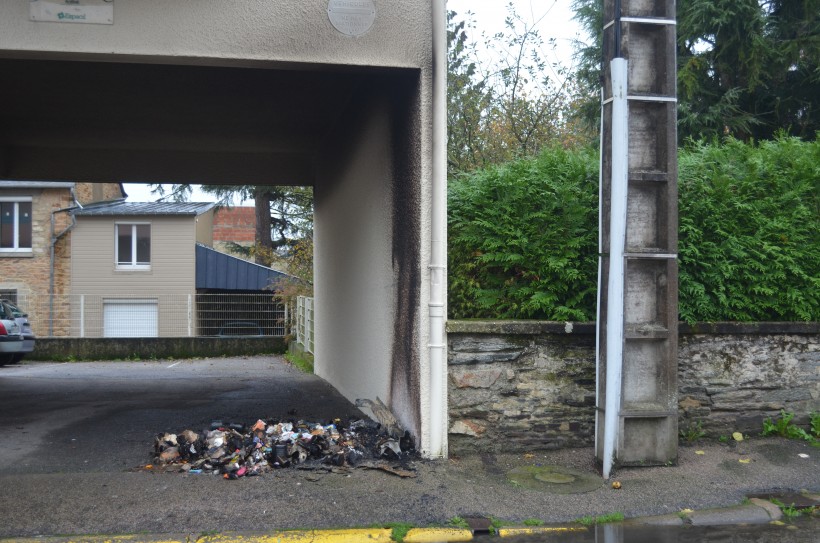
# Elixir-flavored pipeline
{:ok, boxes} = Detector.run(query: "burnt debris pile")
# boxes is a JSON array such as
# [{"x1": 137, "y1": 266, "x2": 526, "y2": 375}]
[{"x1": 152, "y1": 407, "x2": 416, "y2": 479}]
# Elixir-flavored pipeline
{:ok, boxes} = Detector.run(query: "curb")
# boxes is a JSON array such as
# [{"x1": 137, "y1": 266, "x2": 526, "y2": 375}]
[
  {"x1": 497, "y1": 526, "x2": 589, "y2": 538},
  {"x1": 200, "y1": 530, "x2": 393, "y2": 542},
  {"x1": 629, "y1": 500, "x2": 785, "y2": 527},
  {"x1": 403, "y1": 528, "x2": 473, "y2": 542}
]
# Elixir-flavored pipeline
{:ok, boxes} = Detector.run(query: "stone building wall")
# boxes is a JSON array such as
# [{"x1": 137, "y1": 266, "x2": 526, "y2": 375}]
[
  {"x1": 0, "y1": 182, "x2": 125, "y2": 336},
  {"x1": 447, "y1": 321, "x2": 819, "y2": 455},
  {"x1": 73, "y1": 182, "x2": 124, "y2": 205},
  {"x1": 0, "y1": 187, "x2": 74, "y2": 336}
]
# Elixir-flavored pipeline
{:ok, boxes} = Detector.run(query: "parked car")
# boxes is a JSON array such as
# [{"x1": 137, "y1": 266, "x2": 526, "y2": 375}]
[
  {"x1": 0, "y1": 301, "x2": 24, "y2": 366},
  {"x1": 1, "y1": 300, "x2": 35, "y2": 363}
]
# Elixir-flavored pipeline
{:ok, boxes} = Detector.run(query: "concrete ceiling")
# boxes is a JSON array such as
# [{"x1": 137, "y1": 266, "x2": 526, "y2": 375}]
[{"x1": 0, "y1": 58, "x2": 377, "y2": 185}]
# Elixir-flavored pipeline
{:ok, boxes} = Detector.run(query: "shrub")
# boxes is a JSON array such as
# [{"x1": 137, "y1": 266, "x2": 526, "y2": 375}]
[
  {"x1": 447, "y1": 137, "x2": 820, "y2": 322},
  {"x1": 678, "y1": 136, "x2": 820, "y2": 322},
  {"x1": 448, "y1": 146, "x2": 599, "y2": 320}
]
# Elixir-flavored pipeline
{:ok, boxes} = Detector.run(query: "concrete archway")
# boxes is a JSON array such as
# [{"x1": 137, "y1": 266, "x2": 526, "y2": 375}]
[{"x1": 0, "y1": 1, "x2": 448, "y2": 456}]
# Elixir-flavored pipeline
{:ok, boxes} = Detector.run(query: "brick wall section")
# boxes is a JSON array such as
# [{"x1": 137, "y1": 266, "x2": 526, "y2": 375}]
[
  {"x1": 446, "y1": 321, "x2": 819, "y2": 455},
  {"x1": 213, "y1": 207, "x2": 256, "y2": 243},
  {"x1": 212, "y1": 206, "x2": 256, "y2": 257}
]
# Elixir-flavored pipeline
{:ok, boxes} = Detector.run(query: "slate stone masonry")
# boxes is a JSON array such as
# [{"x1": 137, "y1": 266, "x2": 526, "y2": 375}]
[{"x1": 446, "y1": 321, "x2": 819, "y2": 455}]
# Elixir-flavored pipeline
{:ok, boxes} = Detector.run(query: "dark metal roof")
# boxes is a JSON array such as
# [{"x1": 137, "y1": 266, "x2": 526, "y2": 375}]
[
  {"x1": 74, "y1": 200, "x2": 215, "y2": 216},
  {"x1": 196, "y1": 243, "x2": 291, "y2": 291}
]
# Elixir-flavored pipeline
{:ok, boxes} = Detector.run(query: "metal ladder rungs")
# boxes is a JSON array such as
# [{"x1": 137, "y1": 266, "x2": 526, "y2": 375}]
[{"x1": 624, "y1": 252, "x2": 677, "y2": 259}]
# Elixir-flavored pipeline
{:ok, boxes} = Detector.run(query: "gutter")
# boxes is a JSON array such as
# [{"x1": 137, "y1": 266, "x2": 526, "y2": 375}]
[
  {"x1": 428, "y1": 0, "x2": 448, "y2": 458},
  {"x1": 49, "y1": 188, "x2": 82, "y2": 336}
]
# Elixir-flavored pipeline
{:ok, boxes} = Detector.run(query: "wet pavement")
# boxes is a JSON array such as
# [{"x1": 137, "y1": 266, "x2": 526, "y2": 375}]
[{"x1": 0, "y1": 356, "x2": 817, "y2": 539}]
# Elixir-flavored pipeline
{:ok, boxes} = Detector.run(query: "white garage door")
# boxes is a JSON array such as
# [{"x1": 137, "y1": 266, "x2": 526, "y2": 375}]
[{"x1": 104, "y1": 299, "x2": 158, "y2": 338}]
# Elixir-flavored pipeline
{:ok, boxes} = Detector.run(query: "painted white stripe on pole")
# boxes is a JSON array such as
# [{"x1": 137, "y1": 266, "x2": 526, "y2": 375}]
[
  {"x1": 603, "y1": 57, "x2": 629, "y2": 479},
  {"x1": 595, "y1": 86, "x2": 605, "y2": 450}
]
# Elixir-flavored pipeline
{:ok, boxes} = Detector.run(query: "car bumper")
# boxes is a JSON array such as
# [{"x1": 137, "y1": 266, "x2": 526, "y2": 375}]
[
  {"x1": 21, "y1": 338, "x2": 35, "y2": 353},
  {"x1": 0, "y1": 335, "x2": 24, "y2": 352}
]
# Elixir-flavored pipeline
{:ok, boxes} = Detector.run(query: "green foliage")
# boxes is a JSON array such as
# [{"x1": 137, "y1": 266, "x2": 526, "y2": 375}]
[
  {"x1": 488, "y1": 517, "x2": 511, "y2": 535},
  {"x1": 770, "y1": 498, "x2": 812, "y2": 519},
  {"x1": 385, "y1": 522, "x2": 414, "y2": 543},
  {"x1": 523, "y1": 519, "x2": 544, "y2": 526},
  {"x1": 448, "y1": 137, "x2": 819, "y2": 322},
  {"x1": 575, "y1": 512, "x2": 624, "y2": 526},
  {"x1": 678, "y1": 137, "x2": 820, "y2": 322},
  {"x1": 448, "y1": 146, "x2": 599, "y2": 320},
  {"x1": 448, "y1": 517, "x2": 470, "y2": 529},
  {"x1": 284, "y1": 351, "x2": 314, "y2": 374},
  {"x1": 679, "y1": 420, "x2": 707, "y2": 444},
  {"x1": 762, "y1": 410, "x2": 815, "y2": 442},
  {"x1": 572, "y1": 0, "x2": 820, "y2": 141},
  {"x1": 811, "y1": 412, "x2": 820, "y2": 439}
]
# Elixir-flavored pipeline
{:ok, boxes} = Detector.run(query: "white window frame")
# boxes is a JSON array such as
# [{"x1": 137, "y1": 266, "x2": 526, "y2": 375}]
[
  {"x1": 115, "y1": 222, "x2": 151, "y2": 270},
  {"x1": 0, "y1": 197, "x2": 33, "y2": 253}
]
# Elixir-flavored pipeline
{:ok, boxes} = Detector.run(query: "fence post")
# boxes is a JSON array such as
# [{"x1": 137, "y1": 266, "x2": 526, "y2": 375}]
[
  {"x1": 80, "y1": 294, "x2": 85, "y2": 338},
  {"x1": 187, "y1": 294, "x2": 193, "y2": 337},
  {"x1": 305, "y1": 296, "x2": 313, "y2": 354}
]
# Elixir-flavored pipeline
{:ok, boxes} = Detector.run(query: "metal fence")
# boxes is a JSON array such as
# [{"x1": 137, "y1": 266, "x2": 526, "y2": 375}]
[
  {"x1": 8, "y1": 293, "x2": 287, "y2": 338},
  {"x1": 296, "y1": 296, "x2": 314, "y2": 354}
]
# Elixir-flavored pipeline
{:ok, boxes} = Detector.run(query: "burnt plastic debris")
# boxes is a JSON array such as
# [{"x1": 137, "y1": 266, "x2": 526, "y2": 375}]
[{"x1": 151, "y1": 416, "x2": 417, "y2": 479}]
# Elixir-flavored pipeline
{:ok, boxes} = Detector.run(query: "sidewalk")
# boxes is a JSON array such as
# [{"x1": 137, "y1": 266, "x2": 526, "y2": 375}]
[{"x1": 0, "y1": 437, "x2": 817, "y2": 541}]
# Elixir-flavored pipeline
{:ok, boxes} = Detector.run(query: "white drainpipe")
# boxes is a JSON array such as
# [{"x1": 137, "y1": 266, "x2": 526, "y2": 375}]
[
  {"x1": 428, "y1": 0, "x2": 448, "y2": 458},
  {"x1": 602, "y1": 57, "x2": 629, "y2": 479}
]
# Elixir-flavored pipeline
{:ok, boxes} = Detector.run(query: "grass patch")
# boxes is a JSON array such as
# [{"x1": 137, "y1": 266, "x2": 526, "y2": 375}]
[
  {"x1": 285, "y1": 350, "x2": 314, "y2": 373},
  {"x1": 384, "y1": 523, "x2": 414, "y2": 543},
  {"x1": 523, "y1": 518, "x2": 544, "y2": 526},
  {"x1": 575, "y1": 512, "x2": 625, "y2": 526},
  {"x1": 679, "y1": 420, "x2": 706, "y2": 444},
  {"x1": 448, "y1": 517, "x2": 470, "y2": 529},
  {"x1": 770, "y1": 499, "x2": 814, "y2": 520}
]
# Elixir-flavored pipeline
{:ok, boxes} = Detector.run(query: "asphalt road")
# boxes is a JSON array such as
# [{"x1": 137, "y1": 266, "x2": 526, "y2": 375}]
[{"x1": 0, "y1": 356, "x2": 817, "y2": 538}]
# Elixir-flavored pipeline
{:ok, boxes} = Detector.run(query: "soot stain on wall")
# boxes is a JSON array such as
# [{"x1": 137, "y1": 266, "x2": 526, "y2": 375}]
[{"x1": 388, "y1": 71, "x2": 422, "y2": 441}]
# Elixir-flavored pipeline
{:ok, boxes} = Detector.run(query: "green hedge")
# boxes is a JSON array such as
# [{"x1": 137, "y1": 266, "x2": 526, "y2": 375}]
[{"x1": 448, "y1": 137, "x2": 820, "y2": 322}]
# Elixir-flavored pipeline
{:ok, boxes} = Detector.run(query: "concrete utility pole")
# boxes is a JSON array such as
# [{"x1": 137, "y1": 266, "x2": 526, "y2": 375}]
[{"x1": 596, "y1": 0, "x2": 679, "y2": 477}]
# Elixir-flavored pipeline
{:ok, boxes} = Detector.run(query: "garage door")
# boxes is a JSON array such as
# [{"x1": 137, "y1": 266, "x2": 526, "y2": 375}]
[{"x1": 103, "y1": 299, "x2": 158, "y2": 338}]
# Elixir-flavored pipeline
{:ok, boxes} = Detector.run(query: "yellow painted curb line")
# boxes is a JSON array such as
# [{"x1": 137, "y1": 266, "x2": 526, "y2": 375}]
[
  {"x1": 403, "y1": 528, "x2": 473, "y2": 542},
  {"x1": 0, "y1": 538, "x2": 185, "y2": 543},
  {"x1": 498, "y1": 526, "x2": 588, "y2": 537},
  {"x1": 199, "y1": 529, "x2": 393, "y2": 543}
]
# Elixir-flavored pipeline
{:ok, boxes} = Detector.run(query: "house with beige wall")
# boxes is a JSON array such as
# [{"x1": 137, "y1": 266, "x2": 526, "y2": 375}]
[{"x1": 70, "y1": 201, "x2": 215, "y2": 338}]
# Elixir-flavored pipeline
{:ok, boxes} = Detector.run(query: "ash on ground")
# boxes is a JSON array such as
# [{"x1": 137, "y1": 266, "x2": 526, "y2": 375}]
[{"x1": 151, "y1": 417, "x2": 417, "y2": 479}]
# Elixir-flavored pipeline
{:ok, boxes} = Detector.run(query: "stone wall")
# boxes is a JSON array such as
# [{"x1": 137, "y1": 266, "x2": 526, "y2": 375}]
[
  {"x1": 0, "y1": 187, "x2": 74, "y2": 336},
  {"x1": 447, "y1": 321, "x2": 819, "y2": 455},
  {"x1": 29, "y1": 336, "x2": 286, "y2": 361}
]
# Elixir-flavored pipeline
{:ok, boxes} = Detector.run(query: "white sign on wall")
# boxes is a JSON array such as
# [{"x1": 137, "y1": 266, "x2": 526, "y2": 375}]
[
  {"x1": 327, "y1": 0, "x2": 375, "y2": 37},
  {"x1": 30, "y1": 0, "x2": 113, "y2": 25}
]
